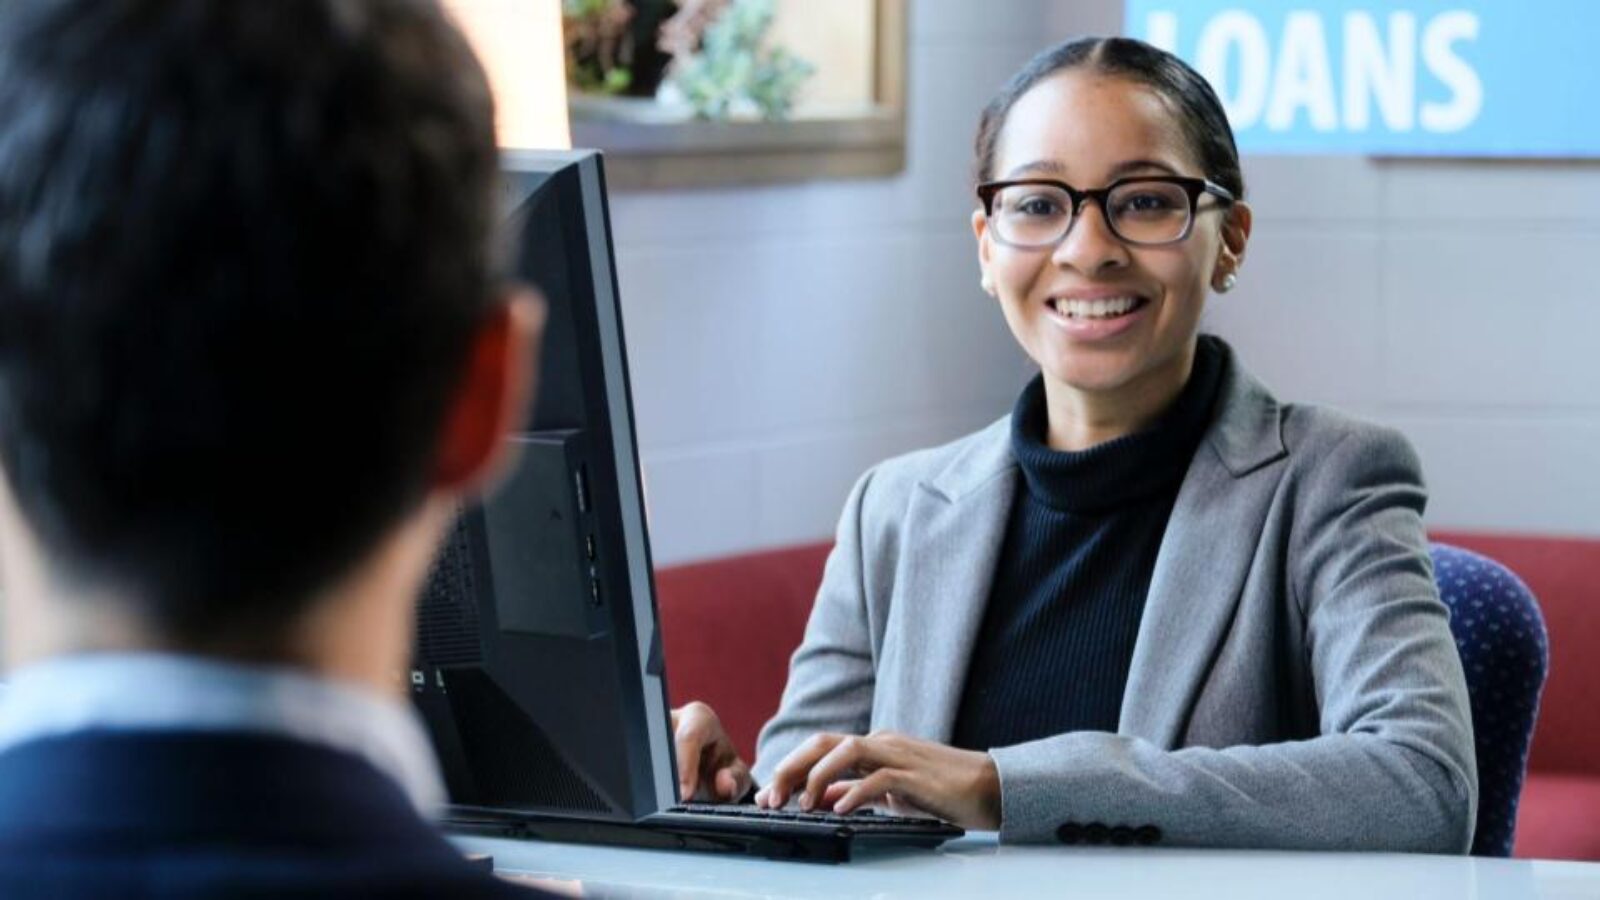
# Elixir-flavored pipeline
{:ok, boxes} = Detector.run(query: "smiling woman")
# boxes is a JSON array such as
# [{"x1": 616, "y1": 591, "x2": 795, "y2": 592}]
[{"x1": 669, "y1": 36, "x2": 1477, "y2": 854}]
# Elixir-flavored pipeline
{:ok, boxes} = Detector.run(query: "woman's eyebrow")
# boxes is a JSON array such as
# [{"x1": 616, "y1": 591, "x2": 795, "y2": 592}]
[
  {"x1": 1107, "y1": 158, "x2": 1181, "y2": 178},
  {"x1": 1001, "y1": 158, "x2": 1182, "y2": 181},
  {"x1": 1003, "y1": 159, "x2": 1069, "y2": 179}
]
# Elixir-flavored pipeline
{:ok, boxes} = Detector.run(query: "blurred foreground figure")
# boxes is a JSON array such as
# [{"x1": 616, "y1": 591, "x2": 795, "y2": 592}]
[{"x1": 0, "y1": 1, "x2": 551, "y2": 896}]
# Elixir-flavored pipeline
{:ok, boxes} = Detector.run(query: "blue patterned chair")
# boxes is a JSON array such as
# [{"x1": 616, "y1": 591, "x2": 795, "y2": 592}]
[{"x1": 1430, "y1": 543, "x2": 1549, "y2": 856}]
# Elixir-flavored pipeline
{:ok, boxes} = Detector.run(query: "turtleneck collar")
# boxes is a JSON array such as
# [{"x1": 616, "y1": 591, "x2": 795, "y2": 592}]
[{"x1": 1010, "y1": 335, "x2": 1227, "y2": 514}]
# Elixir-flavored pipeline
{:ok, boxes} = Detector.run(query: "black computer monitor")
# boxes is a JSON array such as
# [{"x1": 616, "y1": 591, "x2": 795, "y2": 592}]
[
  {"x1": 409, "y1": 151, "x2": 964, "y2": 862},
  {"x1": 410, "y1": 149, "x2": 676, "y2": 823}
]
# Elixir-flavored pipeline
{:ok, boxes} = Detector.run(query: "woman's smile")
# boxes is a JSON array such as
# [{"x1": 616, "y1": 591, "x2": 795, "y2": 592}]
[{"x1": 1040, "y1": 287, "x2": 1154, "y2": 340}]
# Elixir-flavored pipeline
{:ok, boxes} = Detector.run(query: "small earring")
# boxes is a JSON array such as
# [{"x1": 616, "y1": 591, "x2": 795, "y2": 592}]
[
  {"x1": 980, "y1": 276, "x2": 995, "y2": 296},
  {"x1": 1219, "y1": 272, "x2": 1237, "y2": 293}
]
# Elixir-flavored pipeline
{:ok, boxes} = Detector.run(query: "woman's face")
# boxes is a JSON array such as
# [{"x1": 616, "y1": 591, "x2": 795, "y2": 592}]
[{"x1": 972, "y1": 71, "x2": 1249, "y2": 403}]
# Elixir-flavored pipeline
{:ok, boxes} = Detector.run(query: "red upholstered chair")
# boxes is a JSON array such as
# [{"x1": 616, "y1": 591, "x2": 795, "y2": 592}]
[{"x1": 654, "y1": 543, "x2": 831, "y2": 761}]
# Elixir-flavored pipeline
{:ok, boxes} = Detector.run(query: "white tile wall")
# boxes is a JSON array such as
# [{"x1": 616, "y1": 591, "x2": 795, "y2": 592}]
[
  {"x1": 913, "y1": 0, "x2": 1065, "y2": 41},
  {"x1": 1206, "y1": 228, "x2": 1385, "y2": 409},
  {"x1": 1044, "y1": 2, "x2": 1123, "y2": 39},
  {"x1": 1381, "y1": 232, "x2": 1600, "y2": 411},
  {"x1": 1240, "y1": 155, "x2": 1386, "y2": 223},
  {"x1": 1392, "y1": 416, "x2": 1600, "y2": 537},
  {"x1": 1379, "y1": 159, "x2": 1600, "y2": 224},
  {"x1": 641, "y1": 448, "x2": 762, "y2": 565}
]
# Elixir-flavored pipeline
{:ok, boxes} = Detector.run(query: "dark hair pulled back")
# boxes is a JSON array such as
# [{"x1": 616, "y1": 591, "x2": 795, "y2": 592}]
[{"x1": 974, "y1": 36, "x2": 1244, "y2": 199}]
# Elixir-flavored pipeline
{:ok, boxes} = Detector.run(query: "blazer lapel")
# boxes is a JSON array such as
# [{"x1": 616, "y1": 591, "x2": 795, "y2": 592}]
[
  {"x1": 1119, "y1": 350, "x2": 1289, "y2": 748},
  {"x1": 874, "y1": 418, "x2": 1016, "y2": 743}
]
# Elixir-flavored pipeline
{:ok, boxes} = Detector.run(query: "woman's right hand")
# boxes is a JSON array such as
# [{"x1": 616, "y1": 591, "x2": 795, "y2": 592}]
[{"x1": 670, "y1": 701, "x2": 753, "y2": 803}]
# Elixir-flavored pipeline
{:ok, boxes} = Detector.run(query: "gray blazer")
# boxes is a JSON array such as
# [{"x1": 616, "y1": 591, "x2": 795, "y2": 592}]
[{"x1": 752, "y1": 345, "x2": 1476, "y2": 852}]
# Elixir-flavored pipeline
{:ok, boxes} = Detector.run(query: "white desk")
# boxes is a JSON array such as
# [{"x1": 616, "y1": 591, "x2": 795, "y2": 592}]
[{"x1": 457, "y1": 833, "x2": 1600, "y2": 899}]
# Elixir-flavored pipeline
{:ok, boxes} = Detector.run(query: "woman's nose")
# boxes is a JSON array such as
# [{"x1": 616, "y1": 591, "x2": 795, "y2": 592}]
[{"x1": 1051, "y1": 199, "x2": 1132, "y2": 275}]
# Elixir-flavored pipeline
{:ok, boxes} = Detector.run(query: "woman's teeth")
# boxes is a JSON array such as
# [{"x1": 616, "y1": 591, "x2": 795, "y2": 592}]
[{"x1": 1050, "y1": 296, "x2": 1142, "y2": 319}]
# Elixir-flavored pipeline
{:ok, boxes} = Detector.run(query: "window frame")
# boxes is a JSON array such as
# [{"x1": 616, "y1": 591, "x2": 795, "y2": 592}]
[{"x1": 569, "y1": 0, "x2": 907, "y2": 190}]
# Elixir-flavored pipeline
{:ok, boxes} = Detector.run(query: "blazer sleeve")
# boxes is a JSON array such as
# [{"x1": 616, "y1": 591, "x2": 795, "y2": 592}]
[
  {"x1": 987, "y1": 426, "x2": 1478, "y2": 852},
  {"x1": 751, "y1": 467, "x2": 881, "y2": 785}
]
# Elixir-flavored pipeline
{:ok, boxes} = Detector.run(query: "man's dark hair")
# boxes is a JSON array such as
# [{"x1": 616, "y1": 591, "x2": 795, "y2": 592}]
[
  {"x1": 974, "y1": 36, "x2": 1245, "y2": 199},
  {"x1": 0, "y1": 0, "x2": 501, "y2": 645}
]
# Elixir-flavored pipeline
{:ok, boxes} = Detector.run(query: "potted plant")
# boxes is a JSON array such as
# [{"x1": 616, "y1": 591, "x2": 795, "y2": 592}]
[{"x1": 658, "y1": 0, "x2": 814, "y2": 121}]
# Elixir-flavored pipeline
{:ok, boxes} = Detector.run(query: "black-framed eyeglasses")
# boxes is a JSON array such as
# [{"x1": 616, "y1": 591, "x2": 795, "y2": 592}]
[{"x1": 976, "y1": 175, "x2": 1236, "y2": 248}]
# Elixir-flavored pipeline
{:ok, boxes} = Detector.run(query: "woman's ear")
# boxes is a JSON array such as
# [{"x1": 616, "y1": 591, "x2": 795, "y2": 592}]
[
  {"x1": 972, "y1": 208, "x2": 997, "y2": 298},
  {"x1": 1213, "y1": 200, "x2": 1253, "y2": 292},
  {"x1": 430, "y1": 286, "x2": 545, "y2": 496}
]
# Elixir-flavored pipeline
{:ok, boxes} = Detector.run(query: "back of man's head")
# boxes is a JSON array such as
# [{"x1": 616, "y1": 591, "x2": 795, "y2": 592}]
[{"x1": 0, "y1": 0, "x2": 501, "y2": 647}]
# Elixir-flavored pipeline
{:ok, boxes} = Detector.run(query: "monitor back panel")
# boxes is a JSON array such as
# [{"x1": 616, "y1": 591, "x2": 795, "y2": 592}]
[{"x1": 411, "y1": 151, "x2": 675, "y2": 823}]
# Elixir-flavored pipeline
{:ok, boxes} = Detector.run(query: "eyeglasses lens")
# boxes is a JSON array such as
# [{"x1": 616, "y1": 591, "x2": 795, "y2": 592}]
[{"x1": 993, "y1": 180, "x2": 1193, "y2": 247}]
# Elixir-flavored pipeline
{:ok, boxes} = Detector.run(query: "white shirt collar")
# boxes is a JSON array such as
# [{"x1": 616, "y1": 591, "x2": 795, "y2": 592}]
[{"x1": 0, "y1": 652, "x2": 447, "y2": 816}]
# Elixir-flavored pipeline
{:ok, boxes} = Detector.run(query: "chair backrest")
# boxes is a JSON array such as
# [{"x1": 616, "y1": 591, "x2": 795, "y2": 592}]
[
  {"x1": 655, "y1": 543, "x2": 830, "y2": 761},
  {"x1": 1428, "y1": 531, "x2": 1600, "y2": 778},
  {"x1": 1430, "y1": 543, "x2": 1549, "y2": 857}
]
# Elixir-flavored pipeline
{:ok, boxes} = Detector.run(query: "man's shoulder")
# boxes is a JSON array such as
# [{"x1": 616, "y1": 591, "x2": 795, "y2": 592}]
[{"x1": 0, "y1": 729, "x2": 551, "y2": 898}]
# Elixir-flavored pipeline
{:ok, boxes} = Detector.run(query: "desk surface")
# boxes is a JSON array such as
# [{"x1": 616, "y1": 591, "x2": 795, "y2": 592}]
[{"x1": 457, "y1": 832, "x2": 1600, "y2": 899}]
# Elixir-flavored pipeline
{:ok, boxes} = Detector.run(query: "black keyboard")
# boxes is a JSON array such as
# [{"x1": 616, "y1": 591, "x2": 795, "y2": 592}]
[
  {"x1": 645, "y1": 802, "x2": 963, "y2": 861},
  {"x1": 662, "y1": 802, "x2": 953, "y2": 830},
  {"x1": 443, "y1": 802, "x2": 963, "y2": 863}
]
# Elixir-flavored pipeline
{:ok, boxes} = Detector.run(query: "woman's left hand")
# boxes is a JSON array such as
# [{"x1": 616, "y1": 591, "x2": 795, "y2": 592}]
[{"x1": 753, "y1": 731, "x2": 1001, "y2": 830}]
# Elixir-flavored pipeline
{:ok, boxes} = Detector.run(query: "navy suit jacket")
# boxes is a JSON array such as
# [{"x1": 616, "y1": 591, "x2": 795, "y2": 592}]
[{"x1": 0, "y1": 729, "x2": 549, "y2": 898}]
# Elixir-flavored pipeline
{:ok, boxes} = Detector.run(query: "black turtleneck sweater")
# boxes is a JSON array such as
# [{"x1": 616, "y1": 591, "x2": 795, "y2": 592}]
[{"x1": 950, "y1": 337, "x2": 1226, "y2": 751}]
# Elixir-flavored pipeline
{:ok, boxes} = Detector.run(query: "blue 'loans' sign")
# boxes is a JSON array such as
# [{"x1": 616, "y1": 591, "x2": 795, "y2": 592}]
[{"x1": 1124, "y1": 1, "x2": 1600, "y2": 156}]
